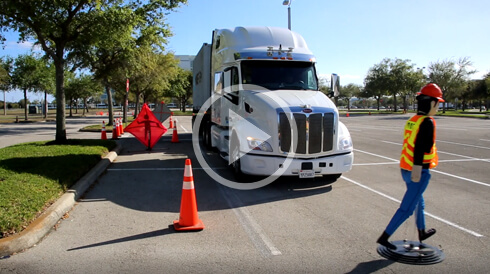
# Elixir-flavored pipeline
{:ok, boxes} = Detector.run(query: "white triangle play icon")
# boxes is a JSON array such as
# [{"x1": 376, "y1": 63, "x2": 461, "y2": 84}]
[{"x1": 228, "y1": 109, "x2": 271, "y2": 165}]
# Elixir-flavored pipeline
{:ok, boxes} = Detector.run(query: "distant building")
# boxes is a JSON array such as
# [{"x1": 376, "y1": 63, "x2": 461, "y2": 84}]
[{"x1": 175, "y1": 55, "x2": 195, "y2": 71}]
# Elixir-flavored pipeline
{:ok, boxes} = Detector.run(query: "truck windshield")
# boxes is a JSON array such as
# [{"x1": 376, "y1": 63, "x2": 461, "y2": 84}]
[{"x1": 241, "y1": 60, "x2": 318, "y2": 91}]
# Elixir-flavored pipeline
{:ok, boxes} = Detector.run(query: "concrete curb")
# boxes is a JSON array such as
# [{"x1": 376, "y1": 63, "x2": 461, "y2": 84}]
[{"x1": 0, "y1": 144, "x2": 122, "y2": 257}]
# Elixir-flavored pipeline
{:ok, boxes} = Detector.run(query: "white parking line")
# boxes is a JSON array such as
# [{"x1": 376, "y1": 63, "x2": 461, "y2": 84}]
[
  {"x1": 354, "y1": 148, "x2": 490, "y2": 188},
  {"x1": 348, "y1": 125, "x2": 400, "y2": 132},
  {"x1": 438, "y1": 140, "x2": 490, "y2": 150},
  {"x1": 382, "y1": 140, "x2": 490, "y2": 163},
  {"x1": 179, "y1": 124, "x2": 188, "y2": 133},
  {"x1": 219, "y1": 185, "x2": 282, "y2": 256},
  {"x1": 341, "y1": 176, "x2": 484, "y2": 237},
  {"x1": 107, "y1": 167, "x2": 227, "y2": 171}
]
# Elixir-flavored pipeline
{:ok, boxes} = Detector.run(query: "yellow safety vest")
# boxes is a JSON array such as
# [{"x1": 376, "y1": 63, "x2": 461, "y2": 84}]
[{"x1": 400, "y1": 115, "x2": 438, "y2": 170}]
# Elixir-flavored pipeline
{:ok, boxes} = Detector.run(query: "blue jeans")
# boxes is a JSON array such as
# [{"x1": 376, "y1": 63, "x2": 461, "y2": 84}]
[{"x1": 385, "y1": 169, "x2": 431, "y2": 235}]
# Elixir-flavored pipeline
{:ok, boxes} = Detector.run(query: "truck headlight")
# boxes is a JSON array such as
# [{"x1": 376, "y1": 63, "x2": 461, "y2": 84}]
[
  {"x1": 247, "y1": 137, "x2": 273, "y2": 152},
  {"x1": 339, "y1": 136, "x2": 353, "y2": 151}
]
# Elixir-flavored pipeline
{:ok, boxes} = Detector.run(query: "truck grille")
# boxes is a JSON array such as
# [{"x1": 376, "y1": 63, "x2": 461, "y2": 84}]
[{"x1": 279, "y1": 112, "x2": 334, "y2": 154}]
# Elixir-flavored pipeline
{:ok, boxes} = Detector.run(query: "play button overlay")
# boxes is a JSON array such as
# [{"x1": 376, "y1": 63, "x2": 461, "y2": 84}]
[
  {"x1": 192, "y1": 84, "x2": 298, "y2": 190},
  {"x1": 228, "y1": 109, "x2": 271, "y2": 166}
]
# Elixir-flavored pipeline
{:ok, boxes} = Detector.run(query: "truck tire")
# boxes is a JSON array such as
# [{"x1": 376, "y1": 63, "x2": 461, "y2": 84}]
[
  {"x1": 230, "y1": 134, "x2": 242, "y2": 177},
  {"x1": 202, "y1": 121, "x2": 212, "y2": 149}
]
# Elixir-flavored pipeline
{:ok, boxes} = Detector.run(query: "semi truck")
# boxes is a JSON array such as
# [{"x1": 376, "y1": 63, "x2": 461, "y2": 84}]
[{"x1": 192, "y1": 26, "x2": 353, "y2": 181}]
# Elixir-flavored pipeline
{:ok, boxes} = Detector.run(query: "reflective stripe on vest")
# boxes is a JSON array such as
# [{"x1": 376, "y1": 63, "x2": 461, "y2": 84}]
[{"x1": 400, "y1": 115, "x2": 438, "y2": 170}]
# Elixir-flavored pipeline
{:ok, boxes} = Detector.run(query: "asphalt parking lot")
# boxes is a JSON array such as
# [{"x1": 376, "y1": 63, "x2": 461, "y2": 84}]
[{"x1": 1, "y1": 114, "x2": 489, "y2": 273}]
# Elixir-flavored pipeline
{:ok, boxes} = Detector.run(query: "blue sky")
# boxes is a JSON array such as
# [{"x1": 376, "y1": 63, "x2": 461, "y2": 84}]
[{"x1": 2, "y1": 0, "x2": 489, "y2": 102}]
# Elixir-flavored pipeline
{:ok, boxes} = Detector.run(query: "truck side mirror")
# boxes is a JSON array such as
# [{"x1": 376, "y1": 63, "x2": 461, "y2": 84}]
[{"x1": 331, "y1": 73, "x2": 340, "y2": 98}]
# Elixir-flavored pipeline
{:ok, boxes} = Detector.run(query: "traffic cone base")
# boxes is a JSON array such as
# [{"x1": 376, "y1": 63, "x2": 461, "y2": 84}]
[{"x1": 173, "y1": 219, "x2": 204, "y2": 231}]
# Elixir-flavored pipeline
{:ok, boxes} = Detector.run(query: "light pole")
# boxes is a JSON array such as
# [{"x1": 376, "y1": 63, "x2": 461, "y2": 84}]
[{"x1": 282, "y1": 0, "x2": 291, "y2": 30}]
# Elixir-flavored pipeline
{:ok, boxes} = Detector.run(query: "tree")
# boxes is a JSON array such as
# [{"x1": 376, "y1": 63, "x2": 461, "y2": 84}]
[
  {"x1": 469, "y1": 73, "x2": 490, "y2": 111},
  {"x1": 35, "y1": 59, "x2": 56, "y2": 119},
  {"x1": 363, "y1": 58, "x2": 423, "y2": 112},
  {"x1": 126, "y1": 50, "x2": 178, "y2": 118},
  {"x1": 404, "y1": 68, "x2": 426, "y2": 111},
  {"x1": 166, "y1": 67, "x2": 193, "y2": 112},
  {"x1": 363, "y1": 61, "x2": 390, "y2": 110},
  {"x1": 70, "y1": 2, "x2": 185, "y2": 125},
  {"x1": 428, "y1": 57, "x2": 476, "y2": 113},
  {"x1": 385, "y1": 58, "x2": 421, "y2": 112},
  {"x1": 339, "y1": 83, "x2": 361, "y2": 111},
  {"x1": 0, "y1": 0, "x2": 186, "y2": 142},
  {"x1": 65, "y1": 74, "x2": 102, "y2": 116},
  {"x1": 0, "y1": 56, "x2": 13, "y2": 115},
  {"x1": 11, "y1": 54, "x2": 41, "y2": 120}
]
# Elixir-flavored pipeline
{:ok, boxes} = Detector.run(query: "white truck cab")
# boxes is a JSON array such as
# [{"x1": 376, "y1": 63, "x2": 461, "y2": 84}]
[{"x1": 193, "y1": 26, "x2": 353, "y2": 181}]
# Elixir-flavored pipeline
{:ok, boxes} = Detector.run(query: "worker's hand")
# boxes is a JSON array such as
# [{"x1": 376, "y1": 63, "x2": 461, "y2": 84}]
[{"x1": 411, "y1": 165, "x2": 422, "y2": 183}]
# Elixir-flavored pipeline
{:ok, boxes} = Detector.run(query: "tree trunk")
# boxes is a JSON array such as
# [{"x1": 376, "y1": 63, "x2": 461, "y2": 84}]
[
  {"x1": 23, "y1": 88, "x2": 28, "y2": 121},
  {"x1": 44, "y1": 91, "x2": 48, "y2": 119},
  {"x1": 54, "y1": 53, "x2": 67, "y2": 143},
  {"x1": 105, "y1": 83, "x2": 114, "y2": 126},
  {"x1": 134, "y1": 90, "x2": 142, "y2": 118},
  {"x1": 69, "y1": 98, "x2": 73, "y2": 117},
  {"x1": 393, "y1": 94, "x2": 398, "y2": 112},
  {"x1": 123, "y1": 91, "x2": 129, "y2": 123}
]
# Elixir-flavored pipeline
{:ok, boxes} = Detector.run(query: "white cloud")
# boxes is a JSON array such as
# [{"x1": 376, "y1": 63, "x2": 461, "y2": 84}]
[{"x1": 8, "y1": 40, "x2": 34, "y2": 49}]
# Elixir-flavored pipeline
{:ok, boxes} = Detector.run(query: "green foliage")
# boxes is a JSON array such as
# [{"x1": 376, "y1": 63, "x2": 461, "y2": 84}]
[
  {"x1": 0, "y1": 57, "x2": 13, "y2": 91},
  {"x1": 363, "y1": 58, "x2": 424, "y2": 111},
  {"x1": 339, "y1": 83, "x2": 362, "y2": 109},
  {"x1": 165, "y1": 67, "x2": 193, "y2": 111},
  {"x1": 0, "y1": 0, "x2": 187, "y2": 141},
  {"x1": 428, "y1": 57, "x2": 476, "y2": 102},
  {"x1": 65, "y1": 74, "x2": 103, "y2": 103}
]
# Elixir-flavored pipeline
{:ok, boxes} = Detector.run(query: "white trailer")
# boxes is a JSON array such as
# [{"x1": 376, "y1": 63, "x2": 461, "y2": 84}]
[{"x1": 193, "y1": 26, "x2": 353, "y2": 181}]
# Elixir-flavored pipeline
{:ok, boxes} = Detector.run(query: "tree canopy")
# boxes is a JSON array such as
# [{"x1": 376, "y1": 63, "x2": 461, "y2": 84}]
[{"x1": 0, "y1": 0, "x2": 186, "y2": 142}]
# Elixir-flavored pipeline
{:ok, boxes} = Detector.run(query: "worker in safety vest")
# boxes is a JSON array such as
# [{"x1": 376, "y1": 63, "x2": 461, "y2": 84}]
[{"x1": 377, "y1": 83, "x2": 444, "y2": 250}]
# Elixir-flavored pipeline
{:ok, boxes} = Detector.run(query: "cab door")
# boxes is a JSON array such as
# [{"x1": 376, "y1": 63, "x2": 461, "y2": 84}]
[{"x1": 221, "y1": 66, "x2": 241, "y2": 127}]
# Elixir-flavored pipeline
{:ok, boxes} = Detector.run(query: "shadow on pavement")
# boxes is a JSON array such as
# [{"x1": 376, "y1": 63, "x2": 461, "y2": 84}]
[
  {"x1": 81, "y1": 136, "x2": 336, "y2": 214},
  {"x1": 67, "y1": 227, "x2": 173, "y2": 251},
  {"x1": 346, "y1": 259, "x2": 395, "y2": 273}
]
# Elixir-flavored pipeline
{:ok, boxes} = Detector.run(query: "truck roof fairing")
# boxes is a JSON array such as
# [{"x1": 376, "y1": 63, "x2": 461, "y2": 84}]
[{"x1": 214, "y1": 26, "x2": 315, "y2": 64}]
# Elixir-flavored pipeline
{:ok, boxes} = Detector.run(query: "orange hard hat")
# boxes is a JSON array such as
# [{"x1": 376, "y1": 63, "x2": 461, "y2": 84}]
[{"x1": 418, "y1": 83, "x2": 445, "y2": 102}]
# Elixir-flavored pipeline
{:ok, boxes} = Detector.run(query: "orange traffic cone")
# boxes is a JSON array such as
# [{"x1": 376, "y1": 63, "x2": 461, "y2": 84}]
[
  {"x1": 173, "y1": 159, "x2": 204, "y2": 231},
  {"x1": 169, "y1": 115, "x2": 174, "y2": 129},
  {"x1": 101, "y1": 121, "x2": 107, "y2": 140},
  {"x1": 120, "y1": 119, "x2": 124, "y2": 134},
  {"x1": 346, "y1": 111, "x2": 350, "y2": 117},
  {"x1": 117, "y1": 118, "x2": 122, "y2": 136},
  {"x1": 111, "y1": 120, "x2": 118, "y2": 140},
  {"x1": 171, "y1": 121, "x2": 179, "y2": 143}
]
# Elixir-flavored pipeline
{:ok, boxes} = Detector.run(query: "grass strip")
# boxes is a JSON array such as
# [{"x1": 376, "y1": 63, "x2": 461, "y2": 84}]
[{"x1": 0, "y1": 139, "x2": 116, "y2": 238}]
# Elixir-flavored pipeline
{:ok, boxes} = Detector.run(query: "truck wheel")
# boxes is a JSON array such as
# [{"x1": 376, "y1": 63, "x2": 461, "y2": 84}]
[
  {"x1": 230, "y1": 134, "x2": 242, "y2": 176},
  {"x1": 202, "y1": 121, "x2": 212, "y2": 149}
]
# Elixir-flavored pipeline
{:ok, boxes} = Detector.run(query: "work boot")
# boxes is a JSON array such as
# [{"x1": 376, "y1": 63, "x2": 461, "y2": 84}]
[
  {"x1": 418, "y1": 228, "x2": 436, "y2": 242},
  {"x1": 377, "y1": 231, "x2": 396, "y2": 250}
]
